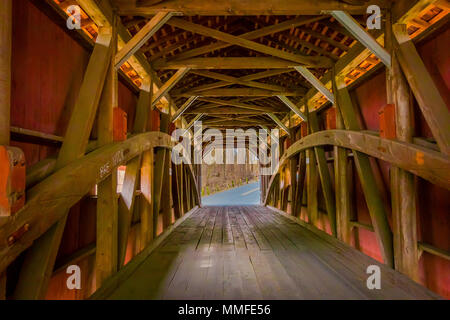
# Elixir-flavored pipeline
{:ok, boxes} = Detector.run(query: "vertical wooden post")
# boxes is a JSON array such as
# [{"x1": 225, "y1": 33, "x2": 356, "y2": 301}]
[
  {"x1": 96, "y1": 15, "x2": 118, "y2": 287},
  {"x1": 0, "y1": 0, "x2": 12, "y2": 299},
  {"x1": 336, "y1": 78, "x2": 394, "y2": 268},
  {"x1": 139, "y1": 79, "x2": 154, "y2": 250},
  {"x1": 309, "y1": 112, "x2": 337, "y2": 236},
  {"x1": 305, "y1": 103, "x2": 318, "y2": 225},
  {"x1": 152, "y1": 112, "x2": 169, "y2": 237},
  {"x1": 0, "y1": 0, "x2": 11, "y2": 146},
  {"x1": 161, "y1": 114, "x2": 172, "y2": 229},
  {"x1": 387, "y1": 16, "x2": 419, "y2": 280},
  {"x1": 332, "y1": 71, "x2": 352, "y2": 244}
]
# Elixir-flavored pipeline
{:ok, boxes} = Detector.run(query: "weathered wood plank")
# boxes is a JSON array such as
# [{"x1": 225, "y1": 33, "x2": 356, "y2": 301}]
[
  {"x1": 388, "y1": 21, "x2": 419, "y2": 281},
  {"x1": 13, "y1": 29, "x2": 113, "y2": 299},
  {"x1": 393, "y1": 24, "x2": 450, "y2": 156},
  {"x1": 118, "y1": 0, "x2": 388, "y2": 15}
]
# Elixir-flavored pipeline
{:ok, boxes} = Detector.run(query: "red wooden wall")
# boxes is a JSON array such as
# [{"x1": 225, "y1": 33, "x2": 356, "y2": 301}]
[
  {"x1": 9, "y1": 0, "x2": 139, "y2": 299},
  {"x1": 351, "y1": 28, "x2": 450, "y2": 298}
]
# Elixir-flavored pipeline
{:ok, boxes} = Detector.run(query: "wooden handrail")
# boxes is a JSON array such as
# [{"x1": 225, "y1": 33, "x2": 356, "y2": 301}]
[
  {"x1": 0, "y1": 131, "x2": 200, "y2": 273},
  {"x1": 264, "y1": 130, "x2": 450, "y2": 205}
]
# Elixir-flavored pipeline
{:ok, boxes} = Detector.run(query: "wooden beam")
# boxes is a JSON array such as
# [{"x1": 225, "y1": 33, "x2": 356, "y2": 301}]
[
  {"x1": 294, "y1": 66, "x2": 335, "y2": 104},
  {"x1": 0, "y1": 132, "x2": 172, "y2": 277},
  {"x1": 96, "y1": 18, "x2": 119, "y2": 286},
  {"x1": 115, "y1": 12, "x2": 174, "y2": 69},
  {"x1": 197, "y1": 97, "x2": 278, "y2": 113},
  {"x1": 336, "y1": 81, "x2": 394, "y2": 267},
  {"x1": 175, "y1": 88, "x2": 302, "y2": 97},
  {"x1": 118, "y1": 0, "x2": 388, "y2": 15},
  {"x1": 153, "y1": 57, "x2": 304, "y2": 70},
  {"x1": 332, "y1": 74, "x2": 352, "y2": 245},
  {"x1": 0, "y1": 0, "x2": 11, "y2": 145},
  {"x1": 13, "y1": 29, "x2": 113, "y2": 299},
  {"x1": 277, "y1": 95, "x2": 307, "y2": 121},
  {"x1": 185, "y1": 70, "x2": 294, "y2": 93},
  {"x1": 152, "y1": 114, "x2": 170, "y2": 237},
  {"x1": 152, "y1": 67, "x2": 190, "y2": 107},
  {"x1": 393, "y1": 23, "x2": 450, "y2": 156},
  {"x1": 267, "y1": 113, "x2": 290, "y2": 135},
  {"x1": 388, "y1": 20, "x2": 419, "y2": 281},
  {"x1": 309, "y1": 112, "x2": 337, "y2": 237},
  {"x1": 118, "y1": 86, "x2": 152, "y2": 266},
  {"x1": 171, "y1": 96, "x2": 198, "y2": 122},
  {"x1": 166, "y1": 18, "x2": 332, "y2": 68},
  {"x1": 329, "y1": 10, "x2": 391, "y2": 68}
]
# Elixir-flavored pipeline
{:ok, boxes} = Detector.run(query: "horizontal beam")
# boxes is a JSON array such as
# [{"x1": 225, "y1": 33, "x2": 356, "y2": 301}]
[
  {"x1": 197, "y1": 97, "x2": 280, "y2": 113},
  {"x1": 118, "y1": 0, "x2": 389, "y2": 15},
  {"x1": 174, "y1": 87, "x2": 303, "y2": 97},
  {"x1": 153, "y1": 57, "x2": 303, "y2": 70}
]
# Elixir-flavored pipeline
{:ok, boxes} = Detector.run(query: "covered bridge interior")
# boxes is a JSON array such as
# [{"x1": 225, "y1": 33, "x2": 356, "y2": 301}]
[{"x1": 0, "y1": 0, "x2": 449, "y2": 299}]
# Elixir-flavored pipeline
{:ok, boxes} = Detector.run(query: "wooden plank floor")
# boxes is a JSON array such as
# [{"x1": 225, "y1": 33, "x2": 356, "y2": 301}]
[{"x1": 106, "y1": 206, "x2": 439, "y2": 300}]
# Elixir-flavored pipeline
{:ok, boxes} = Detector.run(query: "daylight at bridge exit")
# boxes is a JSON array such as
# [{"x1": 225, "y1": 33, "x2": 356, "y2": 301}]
[{"x1": 0, "y1": 0, "x2": 449, "y2": 310}]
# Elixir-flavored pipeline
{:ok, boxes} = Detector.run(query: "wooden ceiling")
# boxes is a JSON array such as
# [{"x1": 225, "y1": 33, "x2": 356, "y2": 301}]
[
  {"x1": 118, "y1": 9, "x2": 363, "y2": 128},
  {"x1": 51, "y1": 0, "x2": 449, "y2": 130}
]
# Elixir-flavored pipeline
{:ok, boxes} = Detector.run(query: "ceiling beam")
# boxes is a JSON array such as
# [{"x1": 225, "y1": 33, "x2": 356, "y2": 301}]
[
  {"x1": 294, "y1": 66, "x2": 335, "y2": 104},
  {"x1": 116, "y1": 0, "x2": 389, "y2": 15},
  {"x1": 166, "y1": 18, "x2": 332, "y2": 68},
  {"x1": 171, "y1": 96, "x2": 198, "y2": 122},
  {"x1": 161, "y1": 16, "x2": 325, "y2": 62},
  {"x1": 277, "y1": 95, "x2": 307, "y2": 121},
  {"x1": 175, "y1": 88, "x2": 303, "y2": 97},
  {"x1": 329, "y1": 10, "x2": 391, "y2": 68},
  {"x1": 152, "y1": 67, "x2": 190, "y2": 106},
  {"x1": 197, "y1": 97, "x2": 279, "y2": 113},
  {"x1": 154, "y1": 57, "x2": 303, "y2": 70},
  {"x1": 267, "y1": 113, "x2": 290, "y2": 135},
  {"x1": 186, "y1": 70, "x2": 295, "y2": 93},
  {"x1": 115, "y1": 11, "x2": 174, "y2": 69}
]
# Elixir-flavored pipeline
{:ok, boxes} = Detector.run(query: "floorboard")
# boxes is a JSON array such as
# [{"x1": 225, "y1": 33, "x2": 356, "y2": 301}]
[{"x1": 105, "y1": 206, "x2": 440, "y2": 300}]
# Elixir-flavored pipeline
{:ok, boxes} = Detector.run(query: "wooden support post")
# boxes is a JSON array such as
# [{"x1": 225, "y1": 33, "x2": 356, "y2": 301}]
[
  {"x1": 152, "y1": 113, "x2": 170, "y2": 237},
  {"x1": 0, "y1": 0, "x2": 12, "y2": 299},
  {"x1": 139, "y1": 80, "x2": 154, "y2": 251},
  {"x1": 96, "y1": 17, "x2": 119, "y2": 287},
  {"x1": 332, "y1": 72, "x2": 352, "y2": 244},
  {"x1": 336, "y1": 79, "x2": 394, "y2": 268},
  {"x1": 393, "y1": 24, "x2": 450, "y2": 156},
  {"x1": 305, "y1": 104, "x2": 318, "y2": 225},
  {"x1": 14, "y1": 29, "x2": 113, "y2": 299},
  {"x1": 161, "y1": 135, "x2": 172, "y2": 229},
  {"x1": 0, "y1": 0, "x2": 11, "y2": 146},
  {"x1": 293, "y1": 152, "x2": 307, "y2": 218},
  {"x1": 171, "y1": 163, "x2": 181, "y2": 219},
  {"x1": 309, "y1": 112, "x2": 337, "y2": 236},
  {"x1": 388, "y1": 20, "x2": 419, "y2": 281},
  {"x1": 117, "y1": 82, "x2": 152, "y2": 266}
]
